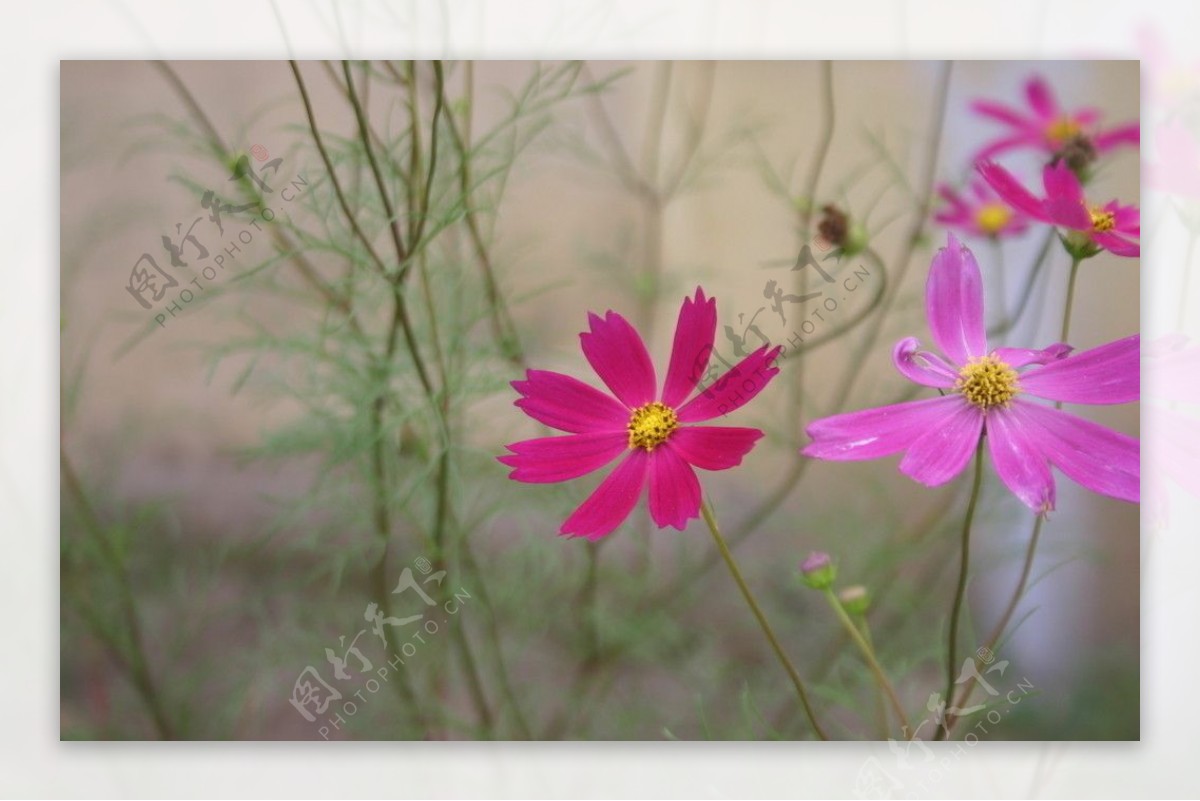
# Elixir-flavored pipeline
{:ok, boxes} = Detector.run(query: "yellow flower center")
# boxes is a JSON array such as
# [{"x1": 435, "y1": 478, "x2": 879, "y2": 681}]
[
  {"x1": 955, "y1": 355, "x2": 1019, "y2": 410},
  {"x1": 627, "y1": 401, "x2": 679, "y2": 451},
  {"x1": 1046, "y1": 117, "x2": 1082, "y2": 144},
  {"x1": 1089, "y1": 206, "x2": 1116, "y2": 232},
  {"x1": 975, "y1": 203, "x2": 1012, "y2": 235}
]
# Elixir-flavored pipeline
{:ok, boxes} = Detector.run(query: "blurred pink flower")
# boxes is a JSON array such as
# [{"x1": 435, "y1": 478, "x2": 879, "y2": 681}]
[
  {"x1": 500, "y1": 288, "x2": 781, "y2": 540},
  {"x1": 802, "y1": 234, "x2": 1140, "y2": 514},
  {"x1": 971, "y1": 74, "x2": 1139, "y2": 163},
  {"x1": 978, "y1": 160, "x2": 1140, "y2": 257},
  {"x1": 935, "y1": 178, "x2": 1033, "y2": 239}
]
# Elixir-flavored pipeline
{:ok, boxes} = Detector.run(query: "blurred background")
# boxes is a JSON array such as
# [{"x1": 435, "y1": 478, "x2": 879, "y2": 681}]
[{"x1": 60, "y1": 60, "x2": 1139, "y2": 740}]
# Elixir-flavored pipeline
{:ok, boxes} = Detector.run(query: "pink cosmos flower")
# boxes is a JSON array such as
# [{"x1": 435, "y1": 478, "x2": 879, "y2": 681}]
[
  {"x1": 801, "y1": 234, "x2": 1139, "y2": 513},
  {"x1": 500, "y1": 288, "x2": 782, "y2": 540},
  {"x1": 935, "y1": 177, "x2": 1033, "y2": 239},
  {"x1": 977, "y1": 160, "x2": 1140, "y2": 257},
  {"x1": 970, "y1": 74, "x2": 1139, "y2": 163}
]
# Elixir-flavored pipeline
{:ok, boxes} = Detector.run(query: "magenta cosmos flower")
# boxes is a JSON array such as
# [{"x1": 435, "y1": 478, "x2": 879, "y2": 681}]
[
  {"x1": 802, "y1": 234, "x2": 1139, "y2": 513},
  {"x1": 978, "y1": 160, "x2": 1140, "y2": 257},
  {"x1": 971, "y1": 74, "x2": 1139, "y2": 163},
  {"x1": 935, "y1": 177, "x2": 1033, "y2": 239},
  {"x1": 500, "y1": 289, "x2": 782, "y2": 540}
]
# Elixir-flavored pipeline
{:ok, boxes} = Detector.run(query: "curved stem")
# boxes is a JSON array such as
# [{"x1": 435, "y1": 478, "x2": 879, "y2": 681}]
[
  {"x1": 821, "y1": 588, "x2": 911, "y2": 739},
  {"x1": 935, "y1": 441, "x2": 985, "y2": 741},
  {"x1": 1060, "y1": 254, "x2": 1084, "y2": 343},
  {"x1": 945, "y1": 514, "x2": 1043, "y2": 732},
  {"x1": 699, "y1": 498, "x2": 829, "y2": 740},
  {"x1": 986, "y1": 227, "x2": 1056, "y2": 341}
]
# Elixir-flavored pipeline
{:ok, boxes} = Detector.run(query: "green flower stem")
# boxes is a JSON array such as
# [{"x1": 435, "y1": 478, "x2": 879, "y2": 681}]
[
  {"x1": 699, "y1": 498, "x2": 829, "y2": 740},
  {"x1": 1060, "y1": 254, "x2": 1084, "y2": 343},
  {"x1": 945, "y1": 514, "x2": 1043, "y2": 733},
  {"x1": 935, "y1": 440, "x2": 986, "y2": 741},
  {"x1": 821, "y1": 588, "x2": 912, "y2": 739}
]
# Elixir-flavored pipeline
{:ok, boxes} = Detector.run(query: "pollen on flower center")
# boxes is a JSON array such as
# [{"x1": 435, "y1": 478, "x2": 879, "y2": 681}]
[
  {"x1": 1046, "y1": 117, "x2": 1082, "y2": 143},
  {"x1": 955, "y1": 355, "x2": 1019, "y2": 410},
  {"x1": 1089, "y1": 206, "x2": 1116, "y2": 232},
  {"x1": 627, "y1": 401, "x2": 679, "y2": 451},
  {"x1": 975, "y1": 203, "x2": 1012, "y2": 235}
]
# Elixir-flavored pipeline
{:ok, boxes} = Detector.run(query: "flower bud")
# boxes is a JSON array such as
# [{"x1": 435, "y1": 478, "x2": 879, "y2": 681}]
[
  {"x1": 800, "y1": 551, "x2": 837, "y2": 590},
  {"x1": 838, "y1": 584, "x2": 871, "y2": 616}
]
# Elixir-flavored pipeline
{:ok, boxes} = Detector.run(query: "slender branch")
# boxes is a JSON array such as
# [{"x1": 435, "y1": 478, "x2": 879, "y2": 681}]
[
  {"x1": 799, "y1": 61, "x2": 836, "y2": 240},
  {"x1": 935, "y1": 440, "x2": 985, "y2": 741},
  {"x1": 822, "y1": 588, "x2": 912, "y2": 739},
  {"x1": 61, "y1": 451, "x2": 176, "y2": 739},
  {"x1": 700, "y1": 499, "x2": 829, "y2": 740}
]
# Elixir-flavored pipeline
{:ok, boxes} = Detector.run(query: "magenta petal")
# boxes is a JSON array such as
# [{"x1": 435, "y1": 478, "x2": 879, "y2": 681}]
[
  {"x1": 499, "y1": 432, "x2": 629, "y2": 483},
  {"x1": 1110, "y1": 203, "x2": 1140, "y2": 235},
  {"x1": 1012, "y1": 402, "x2": 1139, "y2": 504},
  {"x1": 898, "y1": 400, "x2": 984, "y2": 486},
  {"x1": 1092, "y1": 231, "x2": 1140, "y2": 257},
  {"x1": 1019, "y1": 334, "x2": 1140, "y2": 405},
  {"x1": 993, "y1": 343, "x2": 1073, "y2": 368},
  {"x1": 669, "y1": 426, "x2": 763, "y2": 471},
  {"x1": 1093, "y1": 123, "x2": 1140, "y2": 152},
  {"x1": 985, "y1": 407, "x2": 1056, "y2": 512},
  {"x1": 893, "y1": 337, "x2": 958, "y2": 388},
  {"x1": 662, "y1": 287, "x2": 718, "y2": 408},
  {"x1": 802, "y1": 395, "x2": 963, "y2": 461},
  {"x1": 973, "y1": 134, "x2": 1043, "y2": 162},
  {"x1": 579, "y1": 310, "x2": 657, "y2": 408},
  {"x1": 1024, "y1": 76, "x2": 1059, "y2": 119},
  {"x1": 648, "y1": 445, "x2": 702, "y2": 530},
  {"x1": 559, "y1": 450, "x2": 650, "y2": 540},
  {"x1": 970, "y1": 99, "x2": 1034, "y2": 129},
  {"x1": 513, "y1": 369, "x2": 631, "y2": 433},
  {"x1": 1042, "y1": 161, "x2": 1085, "y2": 207},
  {"x1": 977, "y1": 161, "x2": 1051, "y2": 222},
  {"x1": 676, "y1": 345, "x2": 782, "y2": 422},
  {"x1": 925, "y1": 234, "x2": 988, "y2": 363}
]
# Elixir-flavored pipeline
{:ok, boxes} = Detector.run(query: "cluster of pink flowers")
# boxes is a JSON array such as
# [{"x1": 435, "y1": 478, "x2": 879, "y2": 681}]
[
  {"x1": 937, "y1": 74, "x2": 1140, "y2": 259},
  {"x1": 499, "y1": 73, "x2": 1139, "y2": 541}
]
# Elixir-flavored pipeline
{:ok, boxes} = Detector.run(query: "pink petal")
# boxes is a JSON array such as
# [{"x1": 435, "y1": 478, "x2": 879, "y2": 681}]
[
  {"x1": 892, "y1": 336, "x2": 958, "y2": 388},
  {"x1": 661, "y1": 287, "x2": 718, "y2": 408},
  {"x1": 1092, "y1": 123, "x2": 1140, "y2": 152},
  {"x1": 1019, "y1": 334, "x2": 1140, "y2": 405},
  {"x1": 668, "y1": 426, "x2": 764, "y2": 471},
  {"x1": 648, "y1": 444, "x2": 702, "y2": 530},
  {"x1": 499, "y1": 432, "x2": 629, "y2": 483},
  {"x1": 1043, "y1": 196, "x2": 1093, "y2": 230},
  {"x1": 925, "y1": 233, "x2": 988, "y2": 363},
  {"x1": 802, "y1": 395, "x2": 963, "y2": 461},
  {"x1": 985, "y1": 406, "x2": 1056, "y2": 512},
  {"x1": 898, "y1": 399, "x2": 984, "y2": 486},
  {"x1": 1110, "y1": 203, "x2": 1140, "y2": 235},
  {"x1": 1024, "y1": 75, "x2": 1060, "y2": 120},
  {"x1": 977, "y1": 161, "x2": 1052, "y2": 222},
  {"x1": 972, "y1": 133, "x2": 1044, "y2": 162},
  {"x1": 1093, "y1": 231, "x2": 1140, "y2": 257},
  {"x1": 970, "y1": 99, "x2": 1036, "y2": 130},
  {"x1": 676, "y1": 345, "x2": 782, "y2": 423},
  {"x1": 1011, "y1": 401, "x2": 1139, "y2": 504},
  {"x1": 993, "y1": 343, "x2": 1073, "y2": 368},
  {"x1": 1042, "y1": 161, "x2": 1085, "y2": 206},
  {"x1": 579, "y1": 310, "x2": 657, "y2": 408},
  {"x1": 513, "y1": 369, "x2": 631, "y2": 433},
  {"x1": 559, "y1": 449, "x2": 650, "y2": 540}
]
